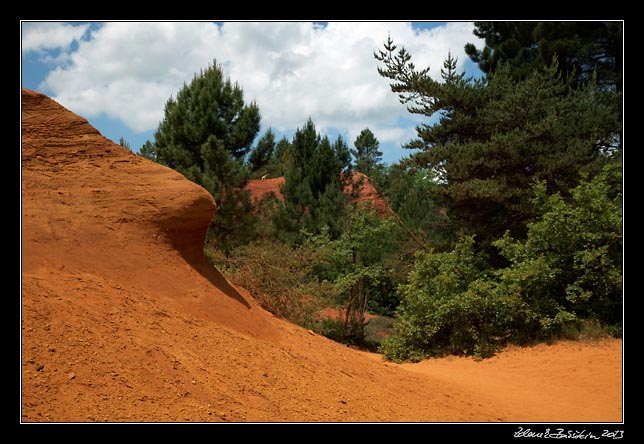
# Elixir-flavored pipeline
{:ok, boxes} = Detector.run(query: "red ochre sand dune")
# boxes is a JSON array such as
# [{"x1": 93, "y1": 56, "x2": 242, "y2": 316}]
[{"x1": 21, "y1": 88, "x2": 622, "y2": 423}]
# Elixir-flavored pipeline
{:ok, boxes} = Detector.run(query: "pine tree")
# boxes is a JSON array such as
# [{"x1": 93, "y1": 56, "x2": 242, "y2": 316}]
[
  {"x1": 118, "y1": 137, "x2": 131, "y2": 150},
  {"x1": 333, "y1": 134, "x2": 352, "y2": 175},
  {"x1": 139, "y1": 140, "x2": 157, "y2": 161},
  {"x1": 310, "y1": 134, "x2": 352, "y2": 235},
  {"x1": 248, "y1": 128, "x2": 276, "y2": 172},
  {"x1": 375, "y1": 37, "x2": 622, "y2": 254},
  {"x1": 380, "y1": 164, "x2": 450, "y2": 249},
  {"x1": 275, "y1": 118, "x2": 351, "y2": 243},
  {"x1": 351, "y1": 128, "x2": 383, "y2": 176},
  {"x1": 465, "y1": 21, "x2": 623, "y2": 91},
  {"x1": 272, "y1": 136, "x2": 291, "y2": 168},
  {"x1": 152, "y1": 60, "x2": 261, "y2": 254},
  {"x1": 154, "y1": 60, "x2": 260, "y2": 199}
]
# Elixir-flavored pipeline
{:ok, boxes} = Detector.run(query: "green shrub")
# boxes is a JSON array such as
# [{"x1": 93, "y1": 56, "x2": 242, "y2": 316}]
[
  {"x1": 380, "y1": 237, "x2": 498, "y2": 362},
  {"x1": 205, "y1": 239, "x2": 333, "y2": 329},
  {"x1": 381, "y1": 162, "x2": 622, "y2": 362},
  {"x1": 313, "y1": 318, "x2": 346, "y2": 343},
  {"x1": 494, "y1": 161, "x2": 623, "y2": 330}
]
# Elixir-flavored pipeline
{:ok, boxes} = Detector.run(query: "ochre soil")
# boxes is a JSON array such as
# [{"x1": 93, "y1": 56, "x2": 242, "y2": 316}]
[
  {"x1": 245, "y1": 172, "x2": 389, "y2": 217},
  {"x1": 21, "y1": 88, "x2": 622, "y2": 423},
  {"x1": 245, "y1": 176, "x2": 285, "y2": 203}
]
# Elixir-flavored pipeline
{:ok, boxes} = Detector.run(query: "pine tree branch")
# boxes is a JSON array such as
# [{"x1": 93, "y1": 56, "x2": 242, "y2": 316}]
[{"x1": 382, "y1": 196, "x2": 429, "y2": 252}]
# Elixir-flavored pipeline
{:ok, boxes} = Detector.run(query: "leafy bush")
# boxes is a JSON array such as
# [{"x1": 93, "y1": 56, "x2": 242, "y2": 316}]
[
  {"x1": 380, "y1": 237, "x2": 515, "y2": 361},
  {"x1": 381, "y1": 162, "x2": 622, "y2": 362},
  {"x1": 313, "y1": 318, "x2": 346, "y2": 343},
  {"x1": 494, "y1": 161, "x2": 623, "y2": 331},
  {"x1": 205, "y1": 239, "x2": 334, "y2": 329}
]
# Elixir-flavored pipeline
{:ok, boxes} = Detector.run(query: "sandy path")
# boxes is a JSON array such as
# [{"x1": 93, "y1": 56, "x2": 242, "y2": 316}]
[{"x1": 394, "y1": 339, "x2": 623, "y2": 423}]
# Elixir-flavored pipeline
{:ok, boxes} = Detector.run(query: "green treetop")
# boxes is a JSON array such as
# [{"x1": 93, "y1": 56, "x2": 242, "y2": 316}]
[
  {"x1": 153, "y1": 60, "x2": 260, "y2": 201},
  {"x1": 248, "y1": 128, "x2": 276, "y2": 173},
  {"x1": 351, "y1": 128, "x2": 383, "y2": 176},
  {"x1": 275, "y1": 118, "x2": 353, "y2": 243},
  {"x1": 465, "y1": 21, "x2": 622, "y2": 91}
]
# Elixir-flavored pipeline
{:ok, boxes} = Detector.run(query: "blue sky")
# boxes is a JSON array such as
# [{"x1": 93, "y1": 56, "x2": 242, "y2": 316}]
[{"x1": 21, "y1": 21, "x2": 484, "y2": 165}]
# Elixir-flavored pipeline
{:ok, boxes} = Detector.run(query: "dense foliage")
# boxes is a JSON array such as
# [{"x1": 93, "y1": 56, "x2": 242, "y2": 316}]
[
  {"x1": 381, "y1": 162, "x2": 622, "y2": 362},
  {"x1": 464, "y1": 21, "x2": 623, "y2": 91},
  {"x1": 373, "y1": 164, "x2": 452, "y2": 250},
  {"x1": 305, "y1": 206, "x2": 404, "y2": 340},
  {"x1": 273, "y1": 118, "x2": 352, "y2": 243},
  {"x1": 374, "y1": 28, "x2": 622, "y2": 360}
]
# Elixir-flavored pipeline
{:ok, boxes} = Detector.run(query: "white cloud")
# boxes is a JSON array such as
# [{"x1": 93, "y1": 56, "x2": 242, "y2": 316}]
[
  {"x1": 37, "y1": 21, "x2": 482, "y2": 141},
  {"x1": 39, "y1": 22, "x2": 221, "y2": 132},
  {"x1": 22, "y1": 22, "x2": 90, "y2": 53}
]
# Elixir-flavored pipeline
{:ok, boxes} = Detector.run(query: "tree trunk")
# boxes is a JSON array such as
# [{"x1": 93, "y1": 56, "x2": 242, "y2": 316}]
[{"x1": 343, "y1": 247, "x2": 366, "y2": 342}]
